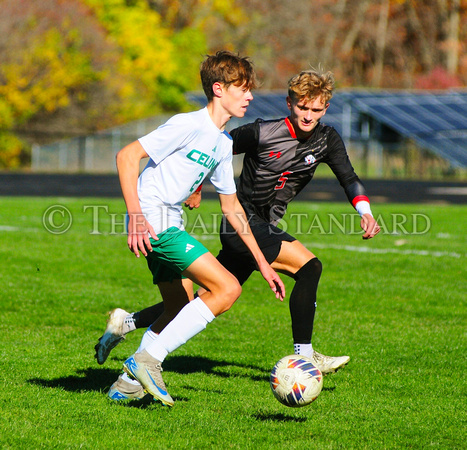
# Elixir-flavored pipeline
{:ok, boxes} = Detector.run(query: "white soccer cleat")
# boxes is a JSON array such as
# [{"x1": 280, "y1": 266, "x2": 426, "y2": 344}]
[
  {"x1": 310, "y1": 351, "x2": 350, "y2": 374},
  {"x1": 94, "y1": 308, "x2": 129, "y2": 365},
  {"x1": 108, "y1": 374, "x2": 146, "y2": 401},
  {"x1": 123, "y1": 350, "x2": 174, "y2": 407}
]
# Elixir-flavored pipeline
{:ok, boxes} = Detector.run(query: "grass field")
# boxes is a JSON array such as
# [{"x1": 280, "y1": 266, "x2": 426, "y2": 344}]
[{"x1": 0, "y1": 197, "x2": 465, "y2": 449}]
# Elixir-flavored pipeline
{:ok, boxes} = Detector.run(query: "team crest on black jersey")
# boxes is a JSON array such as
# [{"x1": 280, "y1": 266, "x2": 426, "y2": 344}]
[{"x1": 304, "y1": 154, "x2": 316, "y2": 165}]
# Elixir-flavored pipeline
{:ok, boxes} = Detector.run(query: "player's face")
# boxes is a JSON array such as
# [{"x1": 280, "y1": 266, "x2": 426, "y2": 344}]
[
  {"x1": 287, "y1": 95, "x2": 329, "y2": 138},
  {"x1": 221, "y1": 83, "x2": 254, "y2": 118}
]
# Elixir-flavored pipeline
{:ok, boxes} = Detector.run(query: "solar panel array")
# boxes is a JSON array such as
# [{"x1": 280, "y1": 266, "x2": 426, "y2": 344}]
[
  {"x1": 187, "y1": 90, "x2": 467, "y2": 168},
  {"x1": 352, "y1": 92, "x2": 467, "y2": 168}
]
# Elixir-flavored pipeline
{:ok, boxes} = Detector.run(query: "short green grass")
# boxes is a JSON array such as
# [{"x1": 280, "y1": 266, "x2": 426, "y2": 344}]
[{"x1": 0, "y1": 197, "x2": 465, "y2": 449}]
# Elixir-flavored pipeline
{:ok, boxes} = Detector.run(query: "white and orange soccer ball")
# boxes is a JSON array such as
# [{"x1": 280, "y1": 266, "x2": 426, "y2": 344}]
[{"x1": 270, "y1": 355, "x2": 323, "y2": 407}]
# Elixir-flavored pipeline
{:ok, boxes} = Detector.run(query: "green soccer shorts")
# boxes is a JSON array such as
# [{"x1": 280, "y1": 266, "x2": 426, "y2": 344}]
[{"x1": 145, "y1": 227, "x2": 209, "y2": 284}]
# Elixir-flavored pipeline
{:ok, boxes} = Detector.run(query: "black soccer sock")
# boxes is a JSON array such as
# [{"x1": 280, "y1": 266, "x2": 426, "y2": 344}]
[
  {"x1": 133, "y1": 302, "x2": 165, "y2": 329},
  {"x1": 289, "y1": 257, "x2": 322, "y2": 344}
]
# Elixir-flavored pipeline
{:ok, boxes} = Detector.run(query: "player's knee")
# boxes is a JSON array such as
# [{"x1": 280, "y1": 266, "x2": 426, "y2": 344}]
[
  {"x1": 218, "y1": 278, "x2": 242, "y2": 313},
  {"x1": 294, "y1": 257, "x2": 322, "y2": 281},
  {"x1": 224, "y1": 278, "x2": 242, "y2": 306},
  {"x1": 311, "y1": 257, "x2": 322, "y2": 277}
]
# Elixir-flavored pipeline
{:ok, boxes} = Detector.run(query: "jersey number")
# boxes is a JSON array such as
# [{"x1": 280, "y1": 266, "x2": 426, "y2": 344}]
[
  {"x1": 189, "y1": 172, "x2": 205, "y2": 193},
  {"x1": 275, "y1": 171, "x2": 292, "y2": 190}
]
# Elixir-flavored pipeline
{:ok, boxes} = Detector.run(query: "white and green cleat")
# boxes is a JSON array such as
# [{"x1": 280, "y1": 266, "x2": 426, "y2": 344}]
[{"x1": 123, "y1": 350, "x2": 174, "y2": 407}]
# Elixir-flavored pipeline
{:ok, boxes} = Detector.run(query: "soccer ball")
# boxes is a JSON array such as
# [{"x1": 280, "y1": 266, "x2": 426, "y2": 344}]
[{"x1": 270, "y1": 355, "x2": 323, "y2": 407}]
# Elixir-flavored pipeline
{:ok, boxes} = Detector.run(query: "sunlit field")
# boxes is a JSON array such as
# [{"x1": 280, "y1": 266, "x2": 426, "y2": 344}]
[{"x1": 0, "y1": 197, "x2": 465, "y2": 449}]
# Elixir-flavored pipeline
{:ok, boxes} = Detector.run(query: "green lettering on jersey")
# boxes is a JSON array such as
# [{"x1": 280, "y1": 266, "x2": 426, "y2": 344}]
[
  {"x1": 186, "y1": 149, "x2": 219, "y2": 170},
  {"x1": 198, "y1": 153, "x2": 208, "y2": 165},
  {"x1": 187, "y1": 150, "x2": 201, "y2": 162}
]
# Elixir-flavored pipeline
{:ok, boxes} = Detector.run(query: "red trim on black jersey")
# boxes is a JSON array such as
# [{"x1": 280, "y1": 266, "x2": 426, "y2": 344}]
[
  {"x1": 352, "y1": 195, "x2": 370, "y2": 207},
  {"x1": 284, "y1": 118, "x2": 296, "y2": 139}
]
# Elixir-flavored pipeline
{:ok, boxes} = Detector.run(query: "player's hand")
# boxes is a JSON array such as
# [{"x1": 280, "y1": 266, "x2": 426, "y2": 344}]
[
  {"x1": 127, "y1": 213, "x2": 157, "y2": 257},
  {"x1": 258, "y1": 260, "x2": 286, "y2": 301},
  {"x1": 361, "y1": 214, "x2": 380, "y2": 239},
  {"x1": 184, "y1": 191, "x2": 202, "y2": 210}
]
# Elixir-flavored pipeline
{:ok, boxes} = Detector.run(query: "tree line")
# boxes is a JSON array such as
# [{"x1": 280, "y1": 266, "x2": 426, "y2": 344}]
[{"x1": 0, "y1": 0, "x2": 465, "y2": 168}]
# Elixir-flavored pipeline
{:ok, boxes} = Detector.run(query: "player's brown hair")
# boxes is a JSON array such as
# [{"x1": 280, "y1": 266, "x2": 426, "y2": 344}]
[
  {"x1": 288, "y1": 69, "x2": 335, "y2": 104},
  {"x1": 201, "y1": 50, "x2": 258, "y2": 102}
]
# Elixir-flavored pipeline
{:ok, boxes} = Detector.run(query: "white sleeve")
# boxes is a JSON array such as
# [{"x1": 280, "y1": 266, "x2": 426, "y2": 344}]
[
  {"x1": 138, "y1": 114, "x2": 195, "y2": 164},
  {"x1": 209, "y1": 150, "x2": 236, "y2": 195},
  {"x1": 355, "y1": 200, "x2": 373, "y2": 217}
]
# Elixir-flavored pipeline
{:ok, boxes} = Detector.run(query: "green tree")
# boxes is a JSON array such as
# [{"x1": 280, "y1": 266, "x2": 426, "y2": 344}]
[{"x1": 83, "y1": 0, "x2": 207, "y2": 116}]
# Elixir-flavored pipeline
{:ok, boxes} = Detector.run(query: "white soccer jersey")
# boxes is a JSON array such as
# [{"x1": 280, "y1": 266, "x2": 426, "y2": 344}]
[{"x1": 137, "y1": 107, "x2": 236, "y2": 234}]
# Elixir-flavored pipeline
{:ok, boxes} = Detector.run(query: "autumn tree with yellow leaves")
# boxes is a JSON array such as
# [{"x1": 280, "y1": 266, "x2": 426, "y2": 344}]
[
  {"x1": 0, "y1": 0, "x2": 465, "y2": 169},
  {"x1": 0, "y1": 0, "x2": 211, "y2": 167}
]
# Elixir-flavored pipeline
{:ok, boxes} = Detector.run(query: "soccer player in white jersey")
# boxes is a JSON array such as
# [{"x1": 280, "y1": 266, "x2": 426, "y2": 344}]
[{"x1": 107, "y1": 51, "x2": 285, "y2": 406}]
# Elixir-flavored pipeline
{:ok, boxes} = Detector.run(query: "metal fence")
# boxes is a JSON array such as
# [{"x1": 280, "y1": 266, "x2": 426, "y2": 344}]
[{"x1": 31, "y1": 115, "x2": 172, "y2": 173}]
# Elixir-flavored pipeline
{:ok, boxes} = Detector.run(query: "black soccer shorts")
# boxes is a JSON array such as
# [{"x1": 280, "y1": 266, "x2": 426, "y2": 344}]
[{"x1": 216, "y1": 215, "x2": 296, "y2": 285}]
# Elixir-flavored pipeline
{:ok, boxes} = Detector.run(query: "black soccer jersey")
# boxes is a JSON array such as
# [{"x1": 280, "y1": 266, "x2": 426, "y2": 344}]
[{"x1": 231, "y1": 118, "x2": 368, "y2": 225}]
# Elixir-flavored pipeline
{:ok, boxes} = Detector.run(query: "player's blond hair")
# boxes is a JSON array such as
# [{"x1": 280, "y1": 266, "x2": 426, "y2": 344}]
[
  {"x1": 201, "y1": 50, "x2": 258, "y2": 102},
  {"x1": 288, "y1": 69, "x2": 335, "y2": 104}
]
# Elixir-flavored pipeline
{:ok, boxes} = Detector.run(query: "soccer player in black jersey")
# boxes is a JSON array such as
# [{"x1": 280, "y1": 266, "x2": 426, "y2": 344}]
[{"x1": 95, "y1": 69, "x2": 380, "y2": 375}]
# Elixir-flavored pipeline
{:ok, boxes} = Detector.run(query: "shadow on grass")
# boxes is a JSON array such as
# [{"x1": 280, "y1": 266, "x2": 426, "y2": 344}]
[
  {"x1": 27, "y1": 355, "x2": 270, "y2": 394},
  {"x1": 27, "y1": 356, "x2": 336, "y2": 410},
  {"x1": 252, "y1": 412, "x2": 308, "y2": 422},
  {"x1": 28, "y1": 367, "x2": 120, "y2": 392},
  {"x1": 164, "y1": 355, "x2": 270, "y2": 382},
  {"x1": 104, "y1": 354, "x2": 269, "y2": 380}
]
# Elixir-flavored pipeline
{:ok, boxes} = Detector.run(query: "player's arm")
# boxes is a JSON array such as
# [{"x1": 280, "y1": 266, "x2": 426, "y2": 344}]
[
  {"x1": 347, "y1": 182, "x2": 380, "y2": 239},
  {"x1": 218, "y1": 192, "x2": 285, "y2": 300},
  {"x1": 116, "y1": 140, "x2": 157, "y2": 257},
  {"x1": 230, "y1": 120, "x2": 261, "y2": 155},
  {"x1": 325, "y1": 130, "x2": 380, "y2": 239}
]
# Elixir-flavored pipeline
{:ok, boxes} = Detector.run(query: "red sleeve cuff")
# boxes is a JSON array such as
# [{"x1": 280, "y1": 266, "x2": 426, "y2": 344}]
[
  {"x1": 195, "y1": 184, "x2": 203, "y2": 193},
  {"x1": 352, "y1": 195, "x2": 370, "y2": 208}
]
